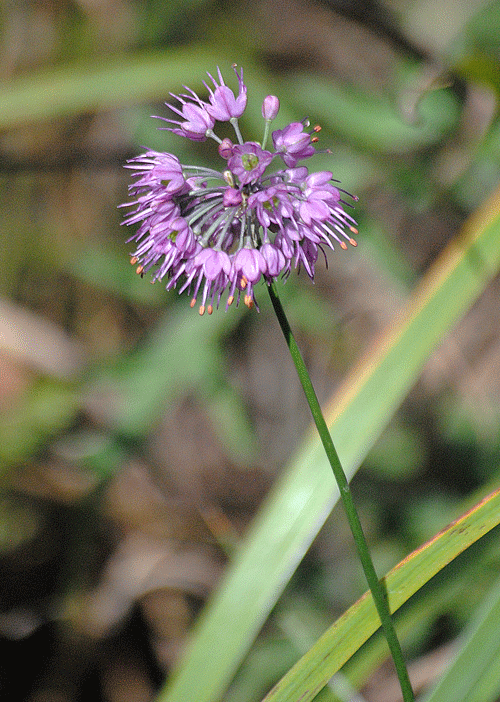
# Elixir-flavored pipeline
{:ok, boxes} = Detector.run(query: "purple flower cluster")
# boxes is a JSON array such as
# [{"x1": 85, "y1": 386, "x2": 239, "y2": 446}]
[{"x1": 122, "y1": 65, "x2": 358, "y2": 314}]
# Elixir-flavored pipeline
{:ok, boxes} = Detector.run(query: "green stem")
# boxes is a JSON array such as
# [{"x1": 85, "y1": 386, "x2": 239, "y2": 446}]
[{"x1": 267, "y1": 283, "x2": 415, "y2": 702}]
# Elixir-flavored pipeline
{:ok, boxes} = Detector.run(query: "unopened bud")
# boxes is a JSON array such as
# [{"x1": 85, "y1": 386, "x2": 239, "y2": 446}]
[
  {"x1": 223, "y1": 170, "x2": 235, "y2": 187},
  {"x1": 218, "y1": 138, "x2": 234, "y2": 159},
  {"x1": 262, "y1": 95, "x2": 280, "y2": 121}
]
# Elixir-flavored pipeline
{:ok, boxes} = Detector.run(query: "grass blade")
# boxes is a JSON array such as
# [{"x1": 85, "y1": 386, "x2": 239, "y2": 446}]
[
  {"x1": 263, "y1": 488, "x2": 500, "y2": 702},
  {"x1": 422, "y1": 573, "x2": 500, "y2": 702}
]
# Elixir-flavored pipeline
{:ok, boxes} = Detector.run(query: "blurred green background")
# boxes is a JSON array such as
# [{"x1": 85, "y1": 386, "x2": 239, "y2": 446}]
[{"x1": 1, "y1": 1, "x2": 500, "y2": 701}]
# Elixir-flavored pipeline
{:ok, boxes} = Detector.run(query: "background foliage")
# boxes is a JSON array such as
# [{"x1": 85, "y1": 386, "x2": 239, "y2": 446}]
[{"x1": 1, "y1": 1, "x2": 500, "y2": 701}]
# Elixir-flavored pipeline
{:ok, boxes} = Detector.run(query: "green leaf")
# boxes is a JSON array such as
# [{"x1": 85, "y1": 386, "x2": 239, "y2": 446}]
[
  {"x1": 0, "y1": 48, "x2": 272, "y2": 132},
  {"x1": 88, "y1": 303, "x2": 236, "y2": 436},
  {"x1": 263, "y1": 488, "x2": 500, "y2": 702},
  {"x1": 0, "y1": 47, "x2": 232, "y2": 129},
  {"x1": 0, "y1": 379, "x2": 78, "y2": 469},
  {"x1": 285, "y1": 74, "x2": 460, "y2": 154},
  {"x1": 156, "y1": 186, "x2": 500, "y2": 702},
  {"x1": 422, "y1": 572, "x2": 500, "y2": 702}
]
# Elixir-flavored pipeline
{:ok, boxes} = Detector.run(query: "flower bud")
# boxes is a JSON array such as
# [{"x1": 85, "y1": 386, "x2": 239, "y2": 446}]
[
  {"x1": 218, "y1": 137, "x2": 234, "y2": 159},
  {"x1": 261, "y1": 95, "x2": 280, "y2": 121},
  {"x1": 223, "y1": 187, "x2": 243, "y2": 207}
]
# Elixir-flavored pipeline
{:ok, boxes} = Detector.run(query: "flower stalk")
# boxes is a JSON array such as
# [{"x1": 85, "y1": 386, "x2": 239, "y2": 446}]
[
  {"x1": 122, "y1": 64, "x2": 415, "y2": 700},
  {"x1": 267, "y1": 281, "x2": 415, "y2": 702}
]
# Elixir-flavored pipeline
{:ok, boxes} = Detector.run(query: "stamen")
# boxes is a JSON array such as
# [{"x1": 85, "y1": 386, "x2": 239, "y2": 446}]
[
  {"x1": 227, "y1": 295, "x2": 234, "y2": 306},
  {"x1": 340, "y1": 241, "x2": 348, "y2": 250},
  {"x1": 207, "y1": 305, "x2": 213, "y2": 315},
  {"x1": 190, "y1": 298, "x2": 197, "y2": 308},
  {"x1": 136, "y1": 265, "x2": 144, "y2": 275},
  {"x1": 240, "y1": 275, "x2": 248, "y2": 290},
  {"x1": 349, "y1": 238, "x2": 358, "y2": 247},
  {"x1": 244, "y1": 295, "x2": 254, "y2": 309},
  {"x1": 199, "y1": 305, "x2": 205, "y2": 315},
  {"x1": 130, "y1": 256, "x2": 139, "y2": 265}
]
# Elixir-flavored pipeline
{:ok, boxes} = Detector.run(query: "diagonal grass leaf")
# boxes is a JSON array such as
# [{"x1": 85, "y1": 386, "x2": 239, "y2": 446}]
[{"x1": 263, "y1": 488, "x2": 500, "y2": 702}]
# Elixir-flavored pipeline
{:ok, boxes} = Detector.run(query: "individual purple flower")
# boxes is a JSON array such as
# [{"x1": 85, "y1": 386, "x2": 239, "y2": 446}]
[
  {"x1": 272, "y1": 121, "x2": 317, "y2": 167},
  {"x1": 183, "y1": 248, "x2": 233, "y2": 315},
  {"x1": 122, "y1": 66, "x2": 358, "y2": 314},
  {"x1": 124, "y1": 150, "x2": 187, "y2": 194},
  {"x1": 159, "y1": 88, "x2": 216, "y2": 141},
  {"x1": 227, "y1": 143, "x2": 274, "y2": 186},
  {"x1": 261, "y1": 242, "x2": 287, "y2": 277},
  {"x1": 229, "y1": 247, "x2": 267, "y2": 309},
  {"x1": 205, "y1": 65, "x2": 247, "y2": 121}
]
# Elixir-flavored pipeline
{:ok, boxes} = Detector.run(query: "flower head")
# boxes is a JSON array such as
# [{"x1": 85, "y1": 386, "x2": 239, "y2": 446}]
[{"x1": 122, "y1": 65, "x2": 358, "y2": 314}]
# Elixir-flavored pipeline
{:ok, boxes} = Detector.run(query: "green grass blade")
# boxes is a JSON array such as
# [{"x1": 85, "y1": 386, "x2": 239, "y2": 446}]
[
  {"x1": 422, "y1": 573, "x2": 500, "y2": 702},
  {"x1": 286, "y1": 74, "x2": 460, "y2": 154},
  {"x1": 0, "y1": 48, "x2": 224, "y2": 128},
  {"x1": 156, "y1": 181, "x2": 500, "y2": 702},
  {"x1": 0, "y1": 49, "x2": 273, "y2": 131},
  {"x1": 86, "y1": 301, "x2": 258, "y2": 460},
  {"x1": 263, "y1": 488, "x2": 500, "y2": 702}
]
